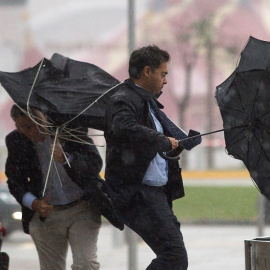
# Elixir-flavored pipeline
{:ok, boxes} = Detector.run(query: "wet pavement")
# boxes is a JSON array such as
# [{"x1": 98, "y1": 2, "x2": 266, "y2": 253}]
[
  {"x1": 98, "y1": 223, "x2": 269, "y2": 270},
  {"x1": 2, "y1": 177, "x2": 265, "y2": 269},
  {"x1": 4, "y1": 223, "x2": 270, "y2": 270}
]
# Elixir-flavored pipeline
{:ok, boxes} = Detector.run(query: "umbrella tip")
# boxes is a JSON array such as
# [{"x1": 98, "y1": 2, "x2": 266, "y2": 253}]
[{"x1": 50, "y1": 53, "x2": 68, "y2": 71}]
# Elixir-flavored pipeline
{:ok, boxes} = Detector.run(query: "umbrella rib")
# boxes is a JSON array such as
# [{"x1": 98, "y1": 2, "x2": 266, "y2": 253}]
[
  {"x1": 25, "y1": 58, "x2": 55, "y2": 128},
  {"x1": 234, "y1": 76, "x2": 248, "y2": 113},
  {"x1": 26, "y1": 58, "x2": 44, "y2": 110},
  {"x1": 258, "y1": 81, "x2": 270, "y2": 120},
  {"x1": 57, "y1": 135, "x2": 104, "y2": 147},
  {"x1": 63, "y1": 126, "x2": 103, "y2": 136},
  {"x1": 245, "y1": 134, "x2": 263, "y2": 176},
  {"x1": 57, "y1": 125, "x2": 88, "y2": 136},
  {"x1": 59, "y1": 125, "x2": 103, "y2": 137},
  {"x1": 61, "y1": 82, "x2": 123, "y2": 126},
  {"x1": 57, "y1": 127, "x2": 71, "y2": 168},
  {"x1": 237, "y1": 72, "x2": 260, "y2": 98},
  {"x1": 222, "y1": 125, "x2": 249, "y2": 151},
  {"x1": 15, "y1": 103, "x2": 55, "y2": 129},
  {"x1": 259, "y1": 111, "x2": 270, "y2": 121},
  {"x1": 238, "y1": 72, "x2": 265, "y2": 118},
  {"x1": 58, "y1": 126, "x2": 105, "y2": 147},
  {"x1": 234, "y1": 73, "x2": 265, "y2": 121},
  {"x1": 14, "y1": 105, "x2": 61, "y2": 145},
  {"x1": 225, "y1": 133, "x2": 246, "y2": 150},
  {"x1": 60, "y1": 132, "x2": 104, "y2": 138},
  {"x1": 251, "y1": 73, "x2": 265, "y2": 118},
  {"x1": 245, "y1": 129, "x2": 259, "y2": 172},
  {"x1": 34, "y1": 114, "x2": 105, "y2": 148},
  {"x1": 219, "y1": 107, "x2": 244, "y2": 122},
  {"x1": 42, "y1": 127, "x2": 59, "y2": 197},
  {"x1": 219, "y1": 106, "x2": 244, "y2": 115},
  {"x1": 252, "y1": 128, "x2": 270, "y2": 164},
  {"x1": 53, "y1": 162, "x2": 63, "y2": 188}
]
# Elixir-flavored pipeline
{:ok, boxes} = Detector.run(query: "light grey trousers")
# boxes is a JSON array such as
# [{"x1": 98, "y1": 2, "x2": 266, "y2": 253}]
[{"x1": 29, "y1": 200, "x2": 101, "y2": 270}]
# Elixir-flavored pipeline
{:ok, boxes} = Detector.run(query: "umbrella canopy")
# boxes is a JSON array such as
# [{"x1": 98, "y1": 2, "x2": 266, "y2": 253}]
[
  {"x1": 216, "y1": 36, "x2": 270, "y2": 200},
  {"x1": 0, "y1": 53, "x2": 120, "y2": 130},
  {"x1": 236, "y1": 36, "x2": 270, "y2": 72}
]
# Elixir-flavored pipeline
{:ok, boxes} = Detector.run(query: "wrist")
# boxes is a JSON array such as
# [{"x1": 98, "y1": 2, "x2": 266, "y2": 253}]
[{"x1": 31, "y1": 199, "x2": 41, "y2": 212}]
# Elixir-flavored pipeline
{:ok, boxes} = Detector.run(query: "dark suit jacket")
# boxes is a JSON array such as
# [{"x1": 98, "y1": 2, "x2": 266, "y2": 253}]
[
  {"x1": 5, "y1": 127, "x2": 123, "y2": 233},
  {"x1": 104, "y1": 79, "x2": 184, "y2": 205}
]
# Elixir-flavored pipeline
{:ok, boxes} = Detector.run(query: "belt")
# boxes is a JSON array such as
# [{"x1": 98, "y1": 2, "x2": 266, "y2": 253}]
[
  {"x1": 143, "y1": 184, "x2": 165, "y2": 190},
  {"x1": 53, "y1": 197, "x2": 83, "y2": 211}
]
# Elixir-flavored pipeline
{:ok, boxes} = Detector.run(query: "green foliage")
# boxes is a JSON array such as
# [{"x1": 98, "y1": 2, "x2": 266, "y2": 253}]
[{"x1": 173, "y1": 186, "x2": 259, "y2": 223}]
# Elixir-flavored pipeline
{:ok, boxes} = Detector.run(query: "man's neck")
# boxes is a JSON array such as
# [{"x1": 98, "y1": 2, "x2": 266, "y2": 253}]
[
  {"x1": 132, "y1": 78, "x2": 143, "y2": 88},
  {"x1": 132, "y1": 78, "x2": 152, "y2": 94}
]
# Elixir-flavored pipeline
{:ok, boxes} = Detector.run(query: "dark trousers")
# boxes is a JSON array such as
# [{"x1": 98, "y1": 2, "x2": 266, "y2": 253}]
[{"x1": 108, "y1": 184, "x2": 188, "y2": 270}]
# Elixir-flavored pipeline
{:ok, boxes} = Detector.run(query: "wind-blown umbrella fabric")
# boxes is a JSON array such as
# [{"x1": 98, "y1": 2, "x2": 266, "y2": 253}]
[
  {"x1": 0, "y1": 55, "x2": 125, "y2": 228},
  {"x1": 216, "y1": 36, "x2": 270, "y2": 199},
  {"x1": 0, "y1": 53, "x2": 120, "y2": 130},
  {"x1": 236, "y1": 36, "x2": 270, "y2": 72}
]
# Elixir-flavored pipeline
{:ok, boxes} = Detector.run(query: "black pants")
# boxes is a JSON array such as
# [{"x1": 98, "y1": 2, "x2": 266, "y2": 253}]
[{"x1": 108, "y1": 184, "x2": 188, "y2": 270}]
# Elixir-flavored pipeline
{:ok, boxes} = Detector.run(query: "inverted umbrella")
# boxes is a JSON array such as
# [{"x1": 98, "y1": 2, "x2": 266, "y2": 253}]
[
  {"x1": 0, "y1": 53, "x2": 121, "y2": 130},
  {"x1": 0, "y1": 55, "x2": 124, "y2": 229},
  {"x1": 216, "y1": 36, "x2": 270, "y2": 200}
]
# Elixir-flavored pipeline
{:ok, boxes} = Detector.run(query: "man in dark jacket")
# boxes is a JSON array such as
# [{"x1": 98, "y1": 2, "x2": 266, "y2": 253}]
[
  {"x1": 5, "y1": 105, "x2": 120, "y2": 270},
  {"x1": 105, "y1": 45, "x2": 200, "y2": 270}
]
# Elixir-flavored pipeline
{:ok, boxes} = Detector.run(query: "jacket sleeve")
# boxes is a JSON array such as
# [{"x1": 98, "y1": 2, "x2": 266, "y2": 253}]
[
  {"x1": 110, "y1": 95, "x2": 172, "y2": 153},
  {"x1": 5, "y1": 134, "x2": 30, "y2": 205}
]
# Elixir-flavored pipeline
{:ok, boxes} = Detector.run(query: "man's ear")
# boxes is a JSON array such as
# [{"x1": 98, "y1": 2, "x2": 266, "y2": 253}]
[{"x1": 142, "y1": 66, "x2": 151, "y2": 78}]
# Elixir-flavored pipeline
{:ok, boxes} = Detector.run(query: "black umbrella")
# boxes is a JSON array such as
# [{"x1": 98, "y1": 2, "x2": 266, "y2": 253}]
[
  {"x1": 0, "y1": 53, "x2": 121, "y2": 130},
  {"x1": 0, "y1": 54, "x2": 124, "y2": 229},
  {"x1": 216, "y1": 36, "x2": 270, "y2": 200},
  {"x1": 236, "y1": 36, "x2": 270, "y2": 72}
]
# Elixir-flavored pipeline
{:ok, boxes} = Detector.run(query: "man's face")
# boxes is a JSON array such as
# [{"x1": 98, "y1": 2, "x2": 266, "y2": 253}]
[
  {"x1": 147, "y1": 62, "x2": 168, "y2": 96},
  {"x1": 15, "y1": 115, "x2": 47, "y2": 142}
]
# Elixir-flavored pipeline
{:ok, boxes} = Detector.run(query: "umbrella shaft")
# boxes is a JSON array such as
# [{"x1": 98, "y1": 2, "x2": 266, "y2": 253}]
[{"x1": 178, "y1": 126, "x2": 241, "y2": 143}]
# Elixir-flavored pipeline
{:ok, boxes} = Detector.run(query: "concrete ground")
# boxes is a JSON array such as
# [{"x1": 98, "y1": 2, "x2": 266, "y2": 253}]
[
  {"x1": 3, "y1": 175, "x2": 267, "y2": 270},
  {"x1": 4, "y1": 222, "x2": 270, "y2": 270}
]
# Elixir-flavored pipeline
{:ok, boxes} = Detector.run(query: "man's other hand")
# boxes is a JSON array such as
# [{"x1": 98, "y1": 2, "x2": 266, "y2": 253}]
[{"x1": 32, "y1": 196, "x2": 53, "y2": 217}]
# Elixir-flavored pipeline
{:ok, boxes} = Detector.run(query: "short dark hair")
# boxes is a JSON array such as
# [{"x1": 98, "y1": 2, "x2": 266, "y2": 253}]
[
  {"x1": 10, "y1": 104, "x2": 28, "y2": 120},
  {"x1": 128, "y1": 45, "x2": 170, "y2": 79}
]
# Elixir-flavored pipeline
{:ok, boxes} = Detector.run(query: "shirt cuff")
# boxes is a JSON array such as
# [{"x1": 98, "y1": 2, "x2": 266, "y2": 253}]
[{"x1": 22, "y1": 192, "x2": 37, "y2": 210}]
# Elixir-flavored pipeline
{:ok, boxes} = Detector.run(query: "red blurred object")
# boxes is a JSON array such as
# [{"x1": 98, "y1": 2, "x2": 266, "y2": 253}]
[
  {"x1": 0, "y1": 227, "x2": 6, "y2": 237},
  {"x1": 0, "y1": 225, "x2": 9, "y2": 269}
]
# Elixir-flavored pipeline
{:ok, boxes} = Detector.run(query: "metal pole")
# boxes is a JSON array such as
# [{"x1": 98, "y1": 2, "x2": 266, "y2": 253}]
[
  {"x1": 126, "y1": 227, "x2": 138, "y2": 270},
  {"x1": 128, "y1": 0, "x2": 135, "y2": 54},
  {"x1": 127, "y1": 1, "x2": 138, "y2": 270},
  {"x1": 258, "y1": 194, "x2": 265, "y2": 236}
]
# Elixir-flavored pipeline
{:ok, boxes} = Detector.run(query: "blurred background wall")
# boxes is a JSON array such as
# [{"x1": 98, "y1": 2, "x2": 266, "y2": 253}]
[{"x1": 0, "y1": 0, "x2": 270, "y2": 177}]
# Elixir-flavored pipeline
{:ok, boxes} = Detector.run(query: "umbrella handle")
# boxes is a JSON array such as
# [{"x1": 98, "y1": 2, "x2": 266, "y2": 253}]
[
  {"x1": 159, "y1": 152, "x2": 180, "y2": 161},
  {"x1": 160, "y1": 129, "x2": 226, "y2": 161},
  {"x1": 159, "y1": 125, "x2": 245, "y2": 161},
  {"x1": 178, "y1": 125, "x2": 244, "y2": 143}
]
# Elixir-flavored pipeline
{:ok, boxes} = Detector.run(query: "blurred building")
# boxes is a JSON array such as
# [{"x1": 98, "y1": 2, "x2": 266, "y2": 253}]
[{"x1": 0, "y1": 0, "x2": 270, "y2": 173}]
